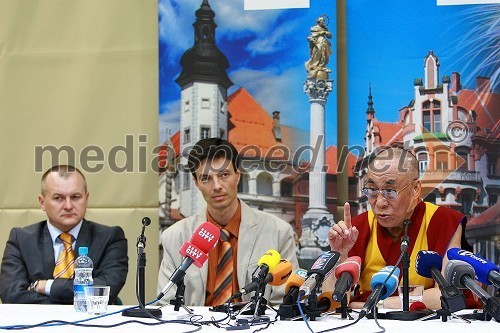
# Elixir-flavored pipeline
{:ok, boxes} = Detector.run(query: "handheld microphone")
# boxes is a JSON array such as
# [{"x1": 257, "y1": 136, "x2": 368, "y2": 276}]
[
  {"x1": 415, "y1": 250, "x2": 466, "y2": 312},
  {"x1": 298, "y1": 250, "x2": 341, "y2": 298},
  {"x1": 157, "y1": 222, "x2": 220, "y2": 300},
  {"x1": 251, "y1": 249, "x2": 281, "y2": 283},
  {"x1": 316, "y1": 291, "x2": 342, "y2": 312},
  {"x1": 283, "y1": 268, "x2": 308, "y2": 304},
  {"x1": 445, "y1": 260, "x2": 500, "y2": 321},
  {"x1": 229, "y1": 259, "x2": 292, "y2": 301},
  {"x1": 332, "y1": 256, "x2": 361, "y2": 301},
  {"x1": 359, "y1": 266, "x2": 400, "y2": 318},
  {"x1": 447, "y1": 248, "x2": 500, "y2": 289}
]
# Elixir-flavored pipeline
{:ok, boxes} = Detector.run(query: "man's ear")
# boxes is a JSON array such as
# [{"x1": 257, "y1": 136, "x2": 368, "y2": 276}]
[
  {"x1": 38, "y1": 195, "x2": 46, "y2": 211},
  {"x1": 413, "y1": 179, "x2": 422, "y2": 198}
]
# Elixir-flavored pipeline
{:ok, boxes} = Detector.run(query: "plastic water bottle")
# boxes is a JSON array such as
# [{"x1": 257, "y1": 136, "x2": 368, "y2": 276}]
[{"x1": 74, "y1": 246, "x2": 93, "y2": 312}]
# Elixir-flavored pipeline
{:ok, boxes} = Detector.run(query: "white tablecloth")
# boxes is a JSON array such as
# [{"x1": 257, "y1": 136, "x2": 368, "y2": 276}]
[{"x1": 0, "y1": 304, "x2": 497, "y2": 332}]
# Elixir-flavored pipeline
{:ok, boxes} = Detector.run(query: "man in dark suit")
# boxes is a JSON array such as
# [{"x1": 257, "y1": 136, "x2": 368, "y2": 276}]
[{"x1": 0, "y1": 165, "x2": 128, "y2": 304}]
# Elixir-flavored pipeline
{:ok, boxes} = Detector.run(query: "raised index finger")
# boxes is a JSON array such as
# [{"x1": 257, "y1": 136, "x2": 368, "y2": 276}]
[{"x1": 344, "y1": 202, "x2": 352, "y2": 228}]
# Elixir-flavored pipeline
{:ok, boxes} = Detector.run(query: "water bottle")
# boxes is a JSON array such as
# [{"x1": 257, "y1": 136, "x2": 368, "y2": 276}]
[{"x1": 74, "y1": 246, "x2": 93, "y2": 312}]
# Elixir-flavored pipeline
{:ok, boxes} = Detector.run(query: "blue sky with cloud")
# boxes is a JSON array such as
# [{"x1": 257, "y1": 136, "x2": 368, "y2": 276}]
[{"x1": 159, "y1": 0, "x2": 498, "y2": 148}]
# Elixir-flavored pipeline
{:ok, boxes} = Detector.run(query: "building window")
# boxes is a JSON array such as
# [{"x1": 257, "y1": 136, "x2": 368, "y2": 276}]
[
  {"x1": 488, "y1": 195, "x2": 498, "y2": 207},
  {"x1": 422, "y1": 100, "x2": 441, "y2": 132},
  {"x1": 433, "y1": 110, "x2": 441, "y2": 132},
  {"x1": 220, "y1": 101, "x2": 224, "y2": 113},
  {"x1": 281, "y1": 179, "x2": 293, "y2": 197},
  {"x1": 418, "y1": 153, "x2": 428, "y2": 172},
  {"x1": 184, "y1": 128, "x2": 191, "y2": 143},
  {"x1": 200, "y1": 126, "x2": 211, "y2": 139},
  {"x1": 423, "y1": 111, "x2": 431, "y2": 132},
  {"x1": 201, "y1": 98, "x2": 210, "y2": 109},
  {"x1": 457, "y1": 151, "x2": 468, "y2": 171},
  {"x1": 436, "y1": 151, "x2": 448, "y2": 170},
  {"x1": 461, "y1": 193, "x2": 473, "y2": 215},
  {"x1": 220, "y1": 129, "x2": 225, "y2": 139},
  {"x1": 487, "y1": 156, "x2": 498, "y2": 176},
  {"x1": 184, "y1": 100, "x2": 190, "y2": 112},
  {"x1": 183, "y1": 171, "x2": 190, "y2": 190},
  {"x1": 424, "y1": 192, "x2": 437, "y2": 204}
]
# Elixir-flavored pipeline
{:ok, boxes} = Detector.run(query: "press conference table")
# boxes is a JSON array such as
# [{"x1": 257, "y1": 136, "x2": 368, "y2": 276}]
[{"x1": 0, "y1": 304, "x2": 497, "y2": 332}]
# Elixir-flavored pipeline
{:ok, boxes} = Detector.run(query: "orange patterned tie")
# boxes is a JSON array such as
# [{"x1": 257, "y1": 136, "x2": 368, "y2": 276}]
[
  {"x1": 212, "y1": 229, "x2": 233, "y2": 305},
  {"x1": 53, "y1": 233, "x2": 75, "y2": 279}
]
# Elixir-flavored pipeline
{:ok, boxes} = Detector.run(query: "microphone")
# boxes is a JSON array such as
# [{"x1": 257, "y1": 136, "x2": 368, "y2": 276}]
[
  {"x1": 229, "y1": 259, "x2": 292, "y2": 301},
  {"x1": 157, "y1": 222, "x2": 220, "y2": 300},
  {"x1": 447, "y1": 248, "x2": 500, "y2": 289},
  {"x1": 359, "y1": 266, "x2": 400, "y2": 318},
  {"x1": 415, "y1": 250, "x2": 466, "y2": 312},
  {"x1": 445, "y1": 260, "x2": 500, "y2": 321},
  {"x1": 332, "y1": 256, "x2": 361, "y2": 301},
  {"x1": 317, "y1": 291, "x2": 342, "y2": 313},
  {"x1": 283, "y1": 268, "x2": 308, "y2": 304},
  {"x1": 251, "y1": 249, "x2": 281, "y2": 283},
  {"x1": 400, "y1": 219, "x2": 411, "y2": 251},
  {"x1": 298, "y1": 250, "x2": 341, "y2": 298}
]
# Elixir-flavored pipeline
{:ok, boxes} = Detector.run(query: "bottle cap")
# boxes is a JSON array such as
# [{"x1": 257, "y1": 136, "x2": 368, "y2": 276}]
[{"x1": 78, "y1": 247, "x2": 88, "y2": 255}]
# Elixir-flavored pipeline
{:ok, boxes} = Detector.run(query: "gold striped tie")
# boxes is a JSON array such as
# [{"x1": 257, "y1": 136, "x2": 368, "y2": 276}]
[
  {"x1": 212, "y1": 229, "x2": 233, "y2": 305},
  {"x1": 53, "y1": 233, "x2": 75, "y2": 279}
]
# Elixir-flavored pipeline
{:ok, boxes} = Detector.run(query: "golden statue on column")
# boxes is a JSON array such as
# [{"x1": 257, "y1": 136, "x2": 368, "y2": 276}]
[{"x1": 305, "y1": 15, "x2": 332, "y2": 80}]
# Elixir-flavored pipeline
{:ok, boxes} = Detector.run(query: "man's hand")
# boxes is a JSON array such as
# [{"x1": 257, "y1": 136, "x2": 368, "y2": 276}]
[{"x1": 328, "y1": 202, "x2": 359, "y2": 256}]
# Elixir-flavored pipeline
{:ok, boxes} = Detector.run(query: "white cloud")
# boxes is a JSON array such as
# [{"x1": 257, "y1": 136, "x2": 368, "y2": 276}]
[
  {"x1": 246, "y1": 18, "x2": 302, "y2": 55},
  {"x1": 159, "y1": 100, "x2": 180, "y2": 144}
]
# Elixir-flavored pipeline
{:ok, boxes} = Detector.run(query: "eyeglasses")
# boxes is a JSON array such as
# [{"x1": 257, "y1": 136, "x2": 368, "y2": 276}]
[{"x1": 362, "y1": 180, "x2": 415, "y2": 200}]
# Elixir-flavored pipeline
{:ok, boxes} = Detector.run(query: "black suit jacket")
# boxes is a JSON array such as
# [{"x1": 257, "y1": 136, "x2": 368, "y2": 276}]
[{"x1": 0, "y1": 219, "x2": 128, "y2": 304}]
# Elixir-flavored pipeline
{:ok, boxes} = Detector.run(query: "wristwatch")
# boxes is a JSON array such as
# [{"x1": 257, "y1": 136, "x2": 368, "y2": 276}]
[{"x1": 28, "y1": 280, "x2": 39, "y2": 292}]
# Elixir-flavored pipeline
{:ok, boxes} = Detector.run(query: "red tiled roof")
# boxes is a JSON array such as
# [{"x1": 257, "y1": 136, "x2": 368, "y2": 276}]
[
  {"x1": 325, "y1": 145, "x2": 358, "y2": 177},
  {"x1": 227, "y1": 87, "x2": 283, "y2": 157},
  {"x1": 467, "y1": 203, "x2": 500, "y2": 229},
  {"x1": 373, "y1": 120, "x2": 404, "y2": 146},
  {"x1": 457, "y1": 89, "x2": 500, "y2": 139}
]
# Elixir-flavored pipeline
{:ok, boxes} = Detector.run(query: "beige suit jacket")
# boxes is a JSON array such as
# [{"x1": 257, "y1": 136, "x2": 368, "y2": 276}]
[{"x1": 157, "y1": 200, "x2": 298, "y2": 306}]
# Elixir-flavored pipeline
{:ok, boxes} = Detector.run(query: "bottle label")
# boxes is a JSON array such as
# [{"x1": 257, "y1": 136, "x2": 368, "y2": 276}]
[{"x1": 74, "y1": 283, "x2": 93, "y2": 293}]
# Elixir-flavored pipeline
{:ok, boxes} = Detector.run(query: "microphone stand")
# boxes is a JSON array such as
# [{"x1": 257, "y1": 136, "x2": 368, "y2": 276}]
[
  {"x1": 168, "y1": 278, "x2": 194, "y2": 314},
  {"x1": 234, "y1": 280, "x2": 269, "y2": 324},
  {"x1": 122, "y1": 218, "x2": 162, "y2": 318},
  {"x1": 335, "y1": 293, "x2": 353, "y2": 319},
  {"x1": 384, "y1": 219, "x2": 429, "y2": 321}
]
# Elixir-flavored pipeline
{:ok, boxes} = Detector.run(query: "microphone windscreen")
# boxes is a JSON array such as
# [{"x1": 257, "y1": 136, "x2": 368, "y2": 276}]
[
  {"x1": 285, "y1": 269, "x2": 308, "y2": 293},
  {"x1": 447, "y1": 248, "x2": 499, "y2": 285},
  {"x1": 309, "y1": 251, "x2": 341, "y2": 277},
  {"x1": 179, "y1": 241, "x2": 208, "y2": 268},
  {"x1": 444, "y1": 260, "x2": 475, "y2": 289},
  {"x1": 317, "y1": 291, "x2": 342, "y2": 312},
  {"x1": 257, "y1": 249, "x2": 281, "y2": 272},
  {"x1": 415, "y1": 250, "x2": 443, "y2": 278},
  {"x1": 269, "y1": 260, "x2": 293, "y2": 287},
  {"x1": 410, "y1": 301, "x2": 427, "y2": 311},
  {"x1": 334, "y1": 256, "x2": 361, "y2": 285},
  {"x1": 370, "y1": 266, "x2": 400, "y2": 300},
  {"x1": 189, "y1": 222, "x2": 220, "y2": 253}
]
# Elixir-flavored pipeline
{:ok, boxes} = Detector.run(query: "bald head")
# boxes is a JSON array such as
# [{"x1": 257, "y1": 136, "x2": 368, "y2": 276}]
[{"x1": 368, "y1": 147, "x2": 419, "y2": 181}]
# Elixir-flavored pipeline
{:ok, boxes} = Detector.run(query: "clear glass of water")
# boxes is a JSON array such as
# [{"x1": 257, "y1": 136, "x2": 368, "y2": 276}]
[
  {"x1": 397, "y1": 285, "x2": 424, "y2": 309},
  {"x1": 84, "y1": 286, "x2": 110, "y2": 315}
]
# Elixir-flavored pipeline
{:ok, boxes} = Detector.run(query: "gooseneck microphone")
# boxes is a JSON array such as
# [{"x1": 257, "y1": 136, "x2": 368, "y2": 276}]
[
  {"x1": 251, "y1": 249, "x2": 281, "y2": 283},
  {"x1": 229, "y1": 259, "x2": 292, "y2": 301},
  {"x1": 332, "y1": 256, "x2": 361, "y2": 301},
  {"x1": 445, "y1": 260, "x2": 500, "y2": 321},
  {"x1": 415, "y1": 250, "x2": 466, "y2": 312},
  {"x1": 447, "y1": 248, "x2": 500, "y2": 289},
  {"x1": 298, "y1": 251, "x2": 341, "y2": 298},
  {"x1": 359, "y1": 266, "x2": 400, "y2": 319},
  {"x1": 282, "y1": 269, "x2": 308, "y2": 304},
  {"x1": 157, "y1": 222, "x2": 220, "y2": 301}
]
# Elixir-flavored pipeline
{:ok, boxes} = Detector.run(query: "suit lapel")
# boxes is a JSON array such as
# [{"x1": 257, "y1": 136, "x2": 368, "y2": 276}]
[
  {"x1": 41, "y1": 223, "x2": 55, "y2": 277},
  {"x1": 236, "y1": 201, "x2": 258, "y2": 288},
  {"x1": 75, "y1": 220, "x2": 90, "y2": 253}
]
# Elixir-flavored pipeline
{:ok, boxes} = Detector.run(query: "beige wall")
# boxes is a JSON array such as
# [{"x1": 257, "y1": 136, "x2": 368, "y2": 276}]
[{"x1": 0, "y1": 0, "x2": 159, "y2": 304}]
